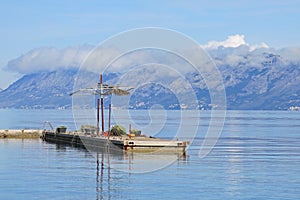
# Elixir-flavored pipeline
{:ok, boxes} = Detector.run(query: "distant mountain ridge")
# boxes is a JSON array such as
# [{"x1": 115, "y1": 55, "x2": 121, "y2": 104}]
[
  {"x1": 0, "y1": 51, "x2": 299, "y2": 110},
  {"x1": 0, "y1": 70, "x2": 77, "y2": 109}
]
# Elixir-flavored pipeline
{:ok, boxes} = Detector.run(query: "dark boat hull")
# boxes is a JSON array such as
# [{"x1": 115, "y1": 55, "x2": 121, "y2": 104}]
[{"x1": 42, "y1": 131, "x2": 188, "y2": 154}]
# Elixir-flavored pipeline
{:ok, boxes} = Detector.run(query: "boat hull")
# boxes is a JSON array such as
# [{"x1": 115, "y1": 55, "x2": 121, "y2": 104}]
[{"x1": 42, "y1": 131, "x2": 188, "y2": 154}]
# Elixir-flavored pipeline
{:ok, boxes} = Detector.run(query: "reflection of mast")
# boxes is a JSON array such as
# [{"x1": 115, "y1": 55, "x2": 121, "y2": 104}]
[
  {"x1": 96, "y1": 152, "x2": 106, "y2": 200},
  {"x1": 100, "y1": 153, "x2": 104, "y2": 199},
  {"x1": 96, "y1": 153, "x2": 101, "y2": 200},
  {"x1": 107, "y1": 148, "x2": 111, "y2": 200}
]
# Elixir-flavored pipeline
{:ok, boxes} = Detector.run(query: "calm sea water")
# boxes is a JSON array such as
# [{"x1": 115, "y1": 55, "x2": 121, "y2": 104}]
[{"x1": 0, "y1": 109, "x2": 300, "y2": 199}]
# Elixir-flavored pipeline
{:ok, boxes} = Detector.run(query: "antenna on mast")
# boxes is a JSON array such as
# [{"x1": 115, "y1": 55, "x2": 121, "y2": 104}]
[{"x1": 70, "y1": 73, "x2": 133, "y2": 136}]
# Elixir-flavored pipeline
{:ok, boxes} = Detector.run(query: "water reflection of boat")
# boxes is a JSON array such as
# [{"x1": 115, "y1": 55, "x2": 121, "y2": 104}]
[{"x1": 45, "y1": 138, "x2": 188, "y2": 199}]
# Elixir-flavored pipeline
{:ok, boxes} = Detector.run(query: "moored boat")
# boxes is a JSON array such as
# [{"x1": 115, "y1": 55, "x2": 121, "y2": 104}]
[{"x1": 41, "y1": 126, "x2": 189, "y2": 154}]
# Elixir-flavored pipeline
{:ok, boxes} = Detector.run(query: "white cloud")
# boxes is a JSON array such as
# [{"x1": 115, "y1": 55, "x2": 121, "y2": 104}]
[
  {"x1": 5, "y1": 45, "x2": 126, "y2": 74},
  {"x1": 249, "y1": 42, "x2": 269, "y2": 51},
  {"x1": 5, "y1": 45, "x2": 209, "y2": 75},
  {"x1": 5, "y1": 45, "x2": 95, "y2": 74},
  {"x1": 5, "y1": 35, "x2": 300, "y2": 77},
  {"x1": 201, "y1": 34, "x2": 269, "y2": 51},
  {"x1": 279, "y1": 47, "x2": 300, "y2": 64},
  {"x1": 202, "y1": 34, "x2": 247, "y2": 49}
]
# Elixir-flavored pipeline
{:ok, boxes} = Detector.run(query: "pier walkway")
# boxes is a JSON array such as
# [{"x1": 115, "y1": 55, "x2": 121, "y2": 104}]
[{"x1": 0, "y1": 129, "x2": 41, "y2": 138}]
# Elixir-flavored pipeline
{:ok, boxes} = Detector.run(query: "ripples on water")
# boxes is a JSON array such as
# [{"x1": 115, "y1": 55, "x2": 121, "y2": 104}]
[{"x1": 0, "y1": 110, "x2": 300, "y2": 199}]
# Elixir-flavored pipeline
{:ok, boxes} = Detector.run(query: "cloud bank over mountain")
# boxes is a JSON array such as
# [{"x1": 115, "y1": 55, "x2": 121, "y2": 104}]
[
  {"x1": 5, "y1": 45, "x2": 93, "y2": 74},
  {"x1": 4, "y1": 34, "x2": 300, "y2": 81}
]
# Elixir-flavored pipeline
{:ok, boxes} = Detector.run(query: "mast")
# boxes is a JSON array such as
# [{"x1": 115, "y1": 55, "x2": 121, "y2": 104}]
[
  {"x1": 97, "y1": 99, "x2": 100, "y2": 136},
  {"x1": 69, "y1": 73, "x2": 133, "y2": 136},
  {"x1": 100, "y1": 74, "x2": 104, "y2": 135},
  {"x1": 96, "y1": 74, "x2": 104, "y2": 136}
]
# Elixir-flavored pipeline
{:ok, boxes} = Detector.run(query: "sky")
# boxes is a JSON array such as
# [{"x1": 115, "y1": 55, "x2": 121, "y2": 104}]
[{"x1": 0, "y1": 0, "x2": 300, "y2": 89}]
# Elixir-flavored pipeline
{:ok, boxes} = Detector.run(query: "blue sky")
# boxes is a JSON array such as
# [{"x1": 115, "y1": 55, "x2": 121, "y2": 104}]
[{"x1": 0, "y1": 0, "x2": 300, "y2": 88}]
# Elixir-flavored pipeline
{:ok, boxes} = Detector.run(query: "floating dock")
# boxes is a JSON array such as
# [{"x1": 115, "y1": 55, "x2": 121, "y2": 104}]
[
  {"x1": 0, "y1": 128, "x2": 189, "y2": 154},
  {"x1": 41, "y1": 130, "x2": 189, "y2": 154},
  {"x1": 0, "y1": 129, "x2": 41, "y2": 138}
]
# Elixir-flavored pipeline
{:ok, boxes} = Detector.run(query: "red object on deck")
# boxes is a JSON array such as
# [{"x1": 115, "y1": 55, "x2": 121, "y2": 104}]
[{"x1": 102, "y1": 132, "x2": 109, "y2": 137}]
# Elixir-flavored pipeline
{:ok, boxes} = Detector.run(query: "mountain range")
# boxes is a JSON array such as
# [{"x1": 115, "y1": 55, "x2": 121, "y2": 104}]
[{"x1": 0, "y1": 48, "x2": 299, "y2": 110}]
